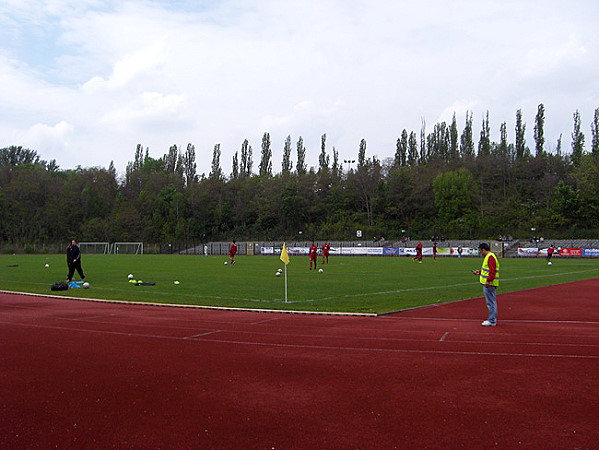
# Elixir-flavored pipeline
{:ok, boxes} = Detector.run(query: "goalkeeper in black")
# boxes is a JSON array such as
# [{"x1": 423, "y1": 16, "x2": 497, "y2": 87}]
[{"x1": 66, "y1": 239, "x2": 85, "y2": 283}]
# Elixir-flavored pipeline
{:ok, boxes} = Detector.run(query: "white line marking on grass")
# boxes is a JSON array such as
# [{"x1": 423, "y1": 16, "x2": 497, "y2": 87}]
[{"x1": 289, "y1": 269, "x2": 599, "y2": 304}]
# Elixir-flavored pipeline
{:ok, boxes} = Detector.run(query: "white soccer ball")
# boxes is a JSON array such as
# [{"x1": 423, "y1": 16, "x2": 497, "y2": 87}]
[
  {"x1": 548, "y1": 262, "x2": 552, "y2": 265},
  {"x1": 224, "y1": 261, "x2": 228, "y2": 265},
  {"x1": 44, "y1": 263, "x2": 49, "y2": 268},
  {"x1": 82, "y1": 282, "x2": 90, "y2": 289},
  {"x1": 275, "y1": 272, "x2": 281, "y2": 277},
  {"x1": 127, "y1": 274, "x2": 134, "y2": 280},
  {"x1": 318, "y1": 268, "x2": 324, "y2": 273}
]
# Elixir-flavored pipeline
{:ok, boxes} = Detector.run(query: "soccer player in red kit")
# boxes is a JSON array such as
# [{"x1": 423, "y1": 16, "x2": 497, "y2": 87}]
[
  {"x1": 413, "y1": 242, "x2": 423, "y2": 263},
  {"x1": 322, "y1": 242, "x2": 330, "y2": 264},
  {"x1": 432, "y1": 242, "x2": 437, "y2": 262},
  {"x1": 309, "y1": 241, "x2": 318, "y2": 270},
  {"x1": 229, "y1": 240, "x2": 237, "y2": 265}
]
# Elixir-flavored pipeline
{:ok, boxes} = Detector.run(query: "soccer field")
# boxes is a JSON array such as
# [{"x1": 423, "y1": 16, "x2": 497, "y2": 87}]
[{"x1": 1, "y1": 254, "x2": 597, "y2": 314}]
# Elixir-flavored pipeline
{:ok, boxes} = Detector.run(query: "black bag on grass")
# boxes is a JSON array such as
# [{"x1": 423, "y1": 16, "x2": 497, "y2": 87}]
[{"x1": 51, "y1": 281, "x2": 69, "y2": 291}]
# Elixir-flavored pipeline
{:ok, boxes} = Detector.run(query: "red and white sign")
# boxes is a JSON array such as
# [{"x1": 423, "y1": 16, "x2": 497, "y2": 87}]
[{"x1": 559, "y1": 248, "x2": 582, "y2": 257}]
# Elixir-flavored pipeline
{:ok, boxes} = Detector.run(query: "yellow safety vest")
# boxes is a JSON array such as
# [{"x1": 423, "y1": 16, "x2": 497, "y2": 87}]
[{"x1": 480, "y1": 252, "x2": 500, "y2": 286}]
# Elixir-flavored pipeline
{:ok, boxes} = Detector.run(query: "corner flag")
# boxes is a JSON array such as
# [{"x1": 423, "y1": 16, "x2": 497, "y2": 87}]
[{"x1": 280, "y1": 243, "x2": 290, "y2": 265}]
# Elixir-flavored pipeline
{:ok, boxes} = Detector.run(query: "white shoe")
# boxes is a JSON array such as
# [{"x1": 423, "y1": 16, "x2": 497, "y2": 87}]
[{"x1": 481, "y1": 320, "x2": 496, "y2": 327}]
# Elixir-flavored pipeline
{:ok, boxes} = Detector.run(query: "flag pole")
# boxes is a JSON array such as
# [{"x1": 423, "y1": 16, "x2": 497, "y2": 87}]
[{"x1": 284, "y1": 263, "x2": 288, "y2": 303}]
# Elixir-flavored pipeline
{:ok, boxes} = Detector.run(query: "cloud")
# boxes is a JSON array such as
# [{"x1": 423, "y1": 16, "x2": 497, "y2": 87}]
[{"x1": 0, "y1": 0, "x2": 598, "y2": 174}]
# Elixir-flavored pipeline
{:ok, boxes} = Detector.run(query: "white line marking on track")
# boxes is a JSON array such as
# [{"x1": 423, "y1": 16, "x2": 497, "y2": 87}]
[
  {"x1": 251, "y1": 318, "x2": 279, "y2": 325},
  {"x1": 440, "y1": 332, "x2": 449, "y2": 342},
  {"x1": 185, "y1": 330, "x2": 221, "y2": 339},
  {"x1": 3, "y1": 321, "x2": 598, "y2": 360}
]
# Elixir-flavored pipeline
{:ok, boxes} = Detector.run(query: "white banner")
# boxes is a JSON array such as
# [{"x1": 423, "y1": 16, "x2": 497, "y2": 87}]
[{"x1": 518, "y1": 247, "x2": 539, "y2": 256}]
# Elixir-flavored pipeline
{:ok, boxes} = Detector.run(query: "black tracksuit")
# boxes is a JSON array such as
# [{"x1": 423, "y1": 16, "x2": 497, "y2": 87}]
[{"x1": 66, "y1": 244, "x2": 85, "y2": 282}]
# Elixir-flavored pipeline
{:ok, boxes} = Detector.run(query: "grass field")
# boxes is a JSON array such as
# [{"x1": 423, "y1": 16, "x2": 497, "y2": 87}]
[{"x1": 1, "y1": 254, "x2": 597, "y2": 314}]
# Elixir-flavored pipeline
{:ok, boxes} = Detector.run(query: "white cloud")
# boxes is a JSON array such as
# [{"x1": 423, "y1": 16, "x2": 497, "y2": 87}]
[{"x1": 1, "y1": 0, "x2": 598, "y2": 174}]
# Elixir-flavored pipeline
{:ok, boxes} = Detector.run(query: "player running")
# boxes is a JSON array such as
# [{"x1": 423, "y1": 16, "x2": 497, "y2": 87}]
[
  {"x1": 322, "y1": 242, "x2": 331, "y2": 264},
  {"x1": 413, "y1": 242, "x2": 423, "y2": 263},
  {"x1": 229, "y1": 240, "x2": 237, "y2": 265},
  {"x1": 546, "y1": 244, "x2": 555, "y2": 263},
  {"x1": 309, "y1": 241, "x2": 318, "y2": 270}
]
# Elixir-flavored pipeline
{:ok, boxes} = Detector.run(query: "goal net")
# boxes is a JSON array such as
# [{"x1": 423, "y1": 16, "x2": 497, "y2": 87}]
[
  {"x1": 111, "y1": 242, "x2": 144, "y2": 255},
  {"x1": 79, "y1": 242, "x2": 110, "y2": 254}
]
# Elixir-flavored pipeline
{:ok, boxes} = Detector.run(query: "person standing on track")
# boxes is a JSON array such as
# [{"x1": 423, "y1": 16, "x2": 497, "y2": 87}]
[
  {"x1": 413, "y1": 242, "x2": 423, "y2": 263},
  {"x1": 322, "y1": 242, "x2": 331, "y2": 264},
  {"x1": 472, "y1": 243, "x2": 500, "y2": 327},
  {"x1": 229, "y1": 240, "x2": 237, "y2": 265},
  {"x1": 309, "y1": 241, "x2": 318, "y2": 270},
  {"x1": 66, "y1": 239, "x2": 85, "y2": 283}
]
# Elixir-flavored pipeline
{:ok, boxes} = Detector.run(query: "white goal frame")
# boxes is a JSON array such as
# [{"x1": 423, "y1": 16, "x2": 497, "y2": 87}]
[
  {"x1": 110, "y1": 242, "x2": 144, "y2": 255},
  {"x1": 79, "y1": 242, "x2": 110, "y2": 254}
]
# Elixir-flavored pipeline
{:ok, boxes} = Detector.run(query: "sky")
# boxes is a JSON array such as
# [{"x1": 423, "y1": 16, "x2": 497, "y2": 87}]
[{"x1": 1, "y1": 0, "x2": 598, "y2": 177}]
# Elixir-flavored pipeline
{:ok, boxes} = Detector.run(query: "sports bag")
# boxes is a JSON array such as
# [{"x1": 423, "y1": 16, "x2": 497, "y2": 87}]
[{"x1": 51, "y1": 281, "x2": 69, "y2": 291}]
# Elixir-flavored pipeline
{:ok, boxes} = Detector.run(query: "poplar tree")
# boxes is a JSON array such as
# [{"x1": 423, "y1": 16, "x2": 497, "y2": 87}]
[
  {"x1": 231, "y1": 151, "x2": 239, "y2": 179},
  {"x1": 296, "y1": 136, "x2": 307, "y2": 175},
  {"x1": 570, "y1": 110, "x2": 585, "y2": 167},
  {"x1": 534, "y1": 104, "x2": 545, "y2": 157},
  {"x1": 591, "y1": 108, "x2": 599, "y2": 160},
  {"x1": 259, "y1": 132, "x2": 272, "y2": 177},
  {"x1": 449, "y1": 113, "x2": 459, "y2": 162},
  {"x1": 209, "y1": 144, "x2": 222, "y2": 180},
  {"x1": 515, "y1": 109, "x2": 527, "y2": 160},
  {"x1": 478, "y1": 111, "x2": 491, "y2": 157},
  {"x1": 318, "y1": 133, "x2": 329, "y2": 171},
  {"x1": 282, "y1": 135, "x2": 293, "y2": 175},
  {"x1": 460, "y1": 111, "x2": 474, "y2": 159},
  {"x1": 407, "y1": 131, "x2": 418, "y2": 166}
]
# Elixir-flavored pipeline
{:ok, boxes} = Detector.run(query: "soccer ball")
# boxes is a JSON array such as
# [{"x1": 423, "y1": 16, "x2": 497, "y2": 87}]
[
  {"x1": 275, "y1": 272, "x2": 281, "y2": 277},
  {"x1": 128, "y1": 274, "x2": 134, "y2": 280},
  {"x1": 82, "y1": 282, "x2": 90, "y2": 289},
  {"x1": 318, "y1": 269, "x2": 324, "y2": 273},
  {"x1": 224, "y1": 261, "x2": 228, "y2": 265},
  {"x1": 44, "y1": 264, "x2": 49, "y2": 268},
  {"x1": 548, "y1": 262, "x2": 552, "y2": 266}
]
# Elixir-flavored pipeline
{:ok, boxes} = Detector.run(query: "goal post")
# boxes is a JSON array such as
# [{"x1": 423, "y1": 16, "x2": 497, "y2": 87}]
[
  {"x1": 79, "y1": 242, "x2": 110, "y2": 254},
  {"x1": 111, "y1": 242, "x2": 144, "y2": 255}
]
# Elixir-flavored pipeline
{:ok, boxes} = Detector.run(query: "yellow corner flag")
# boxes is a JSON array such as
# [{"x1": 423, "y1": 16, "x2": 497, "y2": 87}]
[{"x1": 280, "y1": 243, "x2": 290, "y2": 265}]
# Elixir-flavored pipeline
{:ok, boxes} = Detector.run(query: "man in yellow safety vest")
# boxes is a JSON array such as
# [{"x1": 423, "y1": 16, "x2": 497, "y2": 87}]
[{"x1": 472, "y1": 242, "x2": 499, "y2": 326}]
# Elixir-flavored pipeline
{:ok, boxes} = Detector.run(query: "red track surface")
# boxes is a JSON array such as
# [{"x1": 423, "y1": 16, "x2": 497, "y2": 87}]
[{"x1": 1, "y1": 279, "x2": 598, "y2": 449}]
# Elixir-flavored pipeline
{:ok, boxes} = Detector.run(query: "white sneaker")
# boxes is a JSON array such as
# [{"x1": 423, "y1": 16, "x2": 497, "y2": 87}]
[{"x1": 481, "y1": 320, "x2": 496, "y2": 327}]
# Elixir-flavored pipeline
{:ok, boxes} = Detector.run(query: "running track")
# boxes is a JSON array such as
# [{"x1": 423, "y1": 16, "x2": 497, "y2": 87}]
[{"x1": 1, "y1": 279, "x2": 598, "y2": 449}]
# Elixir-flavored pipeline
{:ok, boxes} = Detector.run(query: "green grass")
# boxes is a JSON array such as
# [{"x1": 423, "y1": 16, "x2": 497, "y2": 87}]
[{"x1": 1, "y1": 254, "x2": 597, "y2": 314}]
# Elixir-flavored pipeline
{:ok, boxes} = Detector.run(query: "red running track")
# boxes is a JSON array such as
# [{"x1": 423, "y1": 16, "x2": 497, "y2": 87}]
[{"x1": 1, "y1": 278, "x2": 598, "y2": 449}]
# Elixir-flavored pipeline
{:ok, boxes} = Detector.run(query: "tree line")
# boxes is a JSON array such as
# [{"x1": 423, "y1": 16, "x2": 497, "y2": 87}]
[{"x1": 1, "y1": 106, "x2": 598, "y2": 247}]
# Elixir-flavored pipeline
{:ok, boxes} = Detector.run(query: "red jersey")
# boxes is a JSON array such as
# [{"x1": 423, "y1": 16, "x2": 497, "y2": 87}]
[
  {"x1": 547, "y1": 246, "x2": 554, "y2": 255},
  {"x1": 416, "y1": 243, "x2": 422, "y2": 253},
  {"x1": 309, "y1": 244, "x2": 318, "y2": 259},
  {"x1": 229, "y1": 243, "x2": 237, "y2": 257},
  {"x1": 433, "y1": 243, "x2": 437, "y2": 254},
  {"x1": 322, "y1": 243, "x2": 330, "y2": 255}
]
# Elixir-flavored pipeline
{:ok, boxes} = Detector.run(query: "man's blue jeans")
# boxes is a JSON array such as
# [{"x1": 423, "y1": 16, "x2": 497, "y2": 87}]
[{"x1": 483, "y1": 285, "x2": 497, "y2": 324}]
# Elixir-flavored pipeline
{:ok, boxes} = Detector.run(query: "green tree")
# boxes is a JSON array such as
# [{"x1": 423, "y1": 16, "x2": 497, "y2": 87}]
[
  {"x1": 259, "y1": 132, "x2": 272, "y2": 177},
  {"x1": 282, "y1": 135, "x2": 293, "y2": 175},
  {"x1": 571, "y1": 110, "x2": 585, "y2": 167},
  {"x1": 478, "y1": 111, "x2": 491, "y2": 157},
  {"x1": 515, "y1": 109, "x2": 527, "y2": 160},
  {"x1": 209, "y1": 144, "x2": 222, "y2": 180},
  {"x1": 592, "y1": 107, "x2": 599, "y2": 161},
  {"x1": 534, "y1": 104, "x2": 545, "y2": 157},
  {"x1": 433, "y1": 168, "x2": 476, "y2": 230},
  {"x1": 296, "y1": 136, "x2": 307, "y2": 176},
  {"x1": 318, "y1": 133, "x2": 330, "y2": 172},
  {"x1": 460, "y1": 111, "x2": 474, "y2": 159}
]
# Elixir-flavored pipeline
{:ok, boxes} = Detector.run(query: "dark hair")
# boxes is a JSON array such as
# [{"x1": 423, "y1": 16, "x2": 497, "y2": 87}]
[{"x1": 478, "y1": 243, "x2": 490, "y2": 251}]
